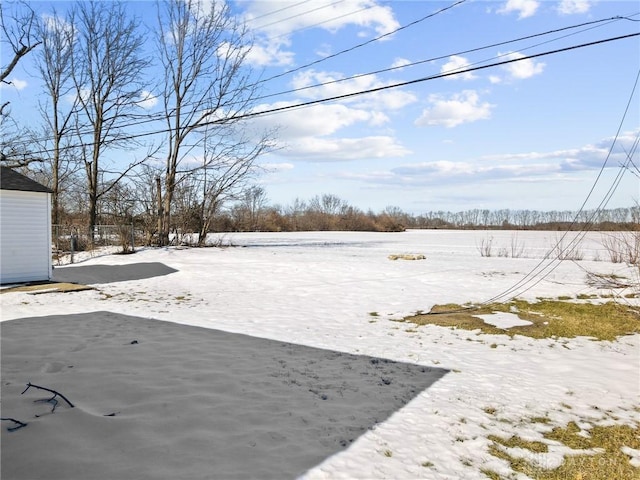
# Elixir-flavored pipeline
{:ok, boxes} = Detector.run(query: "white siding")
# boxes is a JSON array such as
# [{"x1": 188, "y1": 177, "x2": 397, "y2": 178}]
[{"x1": 0, "y1": 189, "x2": 52, "y2": 284}]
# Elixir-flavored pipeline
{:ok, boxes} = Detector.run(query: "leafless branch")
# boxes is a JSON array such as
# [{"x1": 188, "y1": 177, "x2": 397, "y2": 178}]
[
  {"x1": 22, "y1": 382, "x2": 75, "y2": 412},
  {"x1": 1, "y1": 1, "x2": 41, "y2": 84},
  {"x1": 1, "y1": 417, "x2": 28, "y2": 432}
]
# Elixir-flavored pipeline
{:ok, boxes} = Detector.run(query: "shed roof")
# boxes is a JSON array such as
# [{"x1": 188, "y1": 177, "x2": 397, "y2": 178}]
[{"x1": 0, "y1": 167, "x2": 52, "y2": 193}]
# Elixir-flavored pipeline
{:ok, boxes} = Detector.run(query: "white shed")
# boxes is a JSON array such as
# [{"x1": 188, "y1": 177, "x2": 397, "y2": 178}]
[{"x1": 0, "y1": 167, "x2": 53, "y2": 284}]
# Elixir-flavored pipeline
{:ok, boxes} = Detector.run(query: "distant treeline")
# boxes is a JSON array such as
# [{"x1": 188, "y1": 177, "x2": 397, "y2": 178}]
[
  {"x1": 164, "y1": 194, "x2": 639, "y2": 237},
  {"x1": 57, "y1": 191, "x2": 638, "y2": 247}
]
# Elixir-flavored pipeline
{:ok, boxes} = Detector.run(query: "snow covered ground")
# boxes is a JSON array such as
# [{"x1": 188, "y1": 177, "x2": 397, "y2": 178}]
[{"x1": 2, "y1": 229, "x2": 638, "y2": 479}]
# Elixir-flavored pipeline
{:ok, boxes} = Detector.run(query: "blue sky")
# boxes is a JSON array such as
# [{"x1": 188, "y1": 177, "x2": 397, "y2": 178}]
[{"x1": 2, "y1": 0, "x2": 639, "y2": 214}]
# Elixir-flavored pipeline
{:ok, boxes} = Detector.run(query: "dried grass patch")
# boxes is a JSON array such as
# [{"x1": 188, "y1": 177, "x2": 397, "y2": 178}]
[
  {"x1": 388, "y1": 254, "x2": 426, "y2": 261},
  {"x1": 404, "y1": 299, "x2": 640, "y2": 341},
  {"x1": 0, "y1": 282, "x2": 94, "y2": 294},
  {"x1": 484, "y1": 422, "x2": 640, "y2": 480}
]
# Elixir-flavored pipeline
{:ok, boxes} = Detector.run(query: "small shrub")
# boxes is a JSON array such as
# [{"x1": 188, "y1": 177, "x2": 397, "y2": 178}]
[
  {"x1": 477, "y1": 236, "x2": 494, "y2": 257},
  {"x1": 601, "y1": 231, "x2": 640, "y2": 265},
  {"x1": 585, "y1": 272, "x2": 633, "y2": 289},
  {"x1": 549, "y1": 235, "x2": 584, "y2": 261},
  {"x1": 510, "y1": 233, "x2": 526, "y2": 258}
]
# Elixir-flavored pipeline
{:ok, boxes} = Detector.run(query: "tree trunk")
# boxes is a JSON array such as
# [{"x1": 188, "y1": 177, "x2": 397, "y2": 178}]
[
  {"x1": 156, "y1": 176, "x2": 165, "y2": 246},
  {"x1": 88, "y1": 191, "x2": 97, "y2": 245},
  {"x1": 161, "y1": 172, "x2": 174, "y2": 247}
]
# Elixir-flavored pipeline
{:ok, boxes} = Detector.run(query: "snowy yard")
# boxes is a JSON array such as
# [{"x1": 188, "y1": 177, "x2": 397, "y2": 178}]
[{"x1": 1, "y1": 229, "x2": 638, "y2": 479}]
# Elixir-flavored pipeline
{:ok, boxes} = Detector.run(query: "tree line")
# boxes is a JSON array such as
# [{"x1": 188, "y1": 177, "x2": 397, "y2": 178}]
[
  {"x1": 189, "y1": 194, "x2": 639, "y2": 237},
  {"x1": 109, "y1": 188, "x2": 639, "y2": 246}
]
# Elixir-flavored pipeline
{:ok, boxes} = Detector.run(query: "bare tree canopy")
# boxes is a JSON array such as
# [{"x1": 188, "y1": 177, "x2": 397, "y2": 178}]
[
  {"x1": 0, "y1": 1, "x2": 40, "y2": 163},
  {"x1": 1, "y1": 0, "x2": 276, "y2": 242},
  {"x1": 32, "y1": 8, "x2": 79, "y2": 224},
  {"x1": 70, "y1": 0, "x2": 150, "y2": 236},
  {"x1": 155, "y1": 0, "x2": 273, "y2": 245},
  {"x1": 0, "y1": 1, "x2": 39, "y2": 87}
]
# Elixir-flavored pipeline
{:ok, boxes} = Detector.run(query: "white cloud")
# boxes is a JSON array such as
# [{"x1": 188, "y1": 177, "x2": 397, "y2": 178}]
[
  {"x1": 415, "y1": 90, "x2": 494, "y2": 128},
  {"x1": 290, "y1": 69, "x2": 416, "y2": 110},
  {"x1": 261, "y1": 162, "x2": 295, "y2": 172},
  {"x1": 137, "y1": 90, "x2": 158, "y2": 110},
  {"x1": 557, "y1": 0, "x2": 591, "y2": 15},
  {"x1": 242, "y1": 1, "x2": 399, "y2": 67},
  {"x1": 315, "y1": 43, "x2": 332, "y2": 58},
  {"x1": 252, "y1": 101, "x2": 387, "y2": 144},
  {"x1": 350, "y1": 157, "x2": 565, "y2": 189},
  {"x1": 497, "y1": 51, "x2": 545, "y2": 81},
  {"x1": 497, "y1": 0, "x2": 540, "y2": 19},
  {"x1": 41, "y1": 13, "x2": 74, "y2": 40},
  {"x1": 478, "y1": 133, "x2": 636, "y2": 171},
  {"x1": 0, "y1": 78, "x2": 28, "y2": 90},
  {"x1": 245, "y1": 1, "x2": 398, "y2": 37},
  {"x1": 441, "y1": 55, "x2": 477, "y2": 81},
  {"x1": 372, "y1": 130, "x2": 639, "y2": 187},
  {"x1": 246, "y1": 39, "x2": 294, "y2": 67},
  {"x1": 250, "y1": 99, "x2": 411, "y2": 162},
  {"x1": 391, "y1": 58, "x2": 412, "y2": 70},
  {"x1": 285, "y1": 135, "x2": 410, "y2": 161},
  {"x1": 368, "y1": 111, "x2": 389, "y2": 126}
]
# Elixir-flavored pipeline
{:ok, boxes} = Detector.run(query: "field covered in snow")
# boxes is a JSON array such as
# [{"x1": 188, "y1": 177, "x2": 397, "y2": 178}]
[{"x1": 1, "y1": 229, "x2": 639, "y2": 479}]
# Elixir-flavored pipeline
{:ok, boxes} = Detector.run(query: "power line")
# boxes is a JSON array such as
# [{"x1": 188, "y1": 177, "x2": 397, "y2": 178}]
[
  {"x1": 255, "y1": 14, "x2": 637, "y2": 102},
  {"x1": 2, "y1": 0, "x2": 466, "y2": 149},
  {"x1": 5, "y1": 32, "x2": 638, "y2": 159},
  {"x1": 251, "y1": 0, "x2": 345, "y2": 31},
  {"x1": 7, "y1": 12, "x2": 633, "y2": 151},
  {"x1": 475, "y1": 68, "x2": 640, "y2": 306},
  {"x1": 246, "y1": 0, "x2": 313, "y2": 23},
  {"x1": 256, "y1": 0, "x2": 468, "y2": 85},
  {"x1": 261, "y1": 4, "x2": 375, "y2": 42},
  {"x1": 216, "y1": 33, "x2": 640, "y2": 124}
]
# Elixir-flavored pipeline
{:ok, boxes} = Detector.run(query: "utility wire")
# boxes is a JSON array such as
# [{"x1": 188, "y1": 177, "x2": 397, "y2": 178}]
[
  {"x1": 256, "y1": 0, "x2": 468, "y2": 85},
  {"x1": 246, "y1": 0, "x2": 313, "y2": 23},
  {"x1": 475, "y1": 69, "x2": 640, "y2": 306},
  {"x1": 256, "y1": 14, "x2": 638, "y2": 102},
  {"x1": 251, "y1": 0, "x2": 345, "y2": 31},
  {"x1": 6, "y1": 14, "x2": 634, "y2": 150},
  {"x1": 2, "y1": 0, "x2": 466, "y2": 149},
  {"x1": 205, "y1": 33, "x2": 640, "y2": 124},
  {"x1": 262, "y1": 4, "x2": 374, "y2": 42},
  {"x1": 5, "y1": 32, "x2": 639, "y2": 159}
]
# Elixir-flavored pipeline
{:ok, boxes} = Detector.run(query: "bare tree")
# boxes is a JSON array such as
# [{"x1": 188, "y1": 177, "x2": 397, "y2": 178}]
[
  {"x1": 193, "y1": 133, "x2": 266, "y2": 245},
  {"x1": 285, "y1": 197, "x2": 307, "y2": 231},
  {"x1": 70, "y1": 0, "x2": 150, "y2": 238},
  {"x1": 31, "y1": 9, "x2": 81, "y2": 225},
  {"x1": 0, "y1": 1, "x2": 40, "y2": 167},
  {"x1": 0, "y1": 119, "x2": 37, "y2": 167},
  {"x1": 238, "y1": 185, "x2": 268, "y2": 231},
  {"x1": 100, "y1": 180, "x2": 137, "y2": 253},
  {"x1": 155, "y1": 0, "x2": 272, "y2": 246},
  {"x1": 0, "y1": 1, "x2": 40, "y2": 117},
  {"x1": 130, "y1": 164, "x2": 165, "y2": 245}
]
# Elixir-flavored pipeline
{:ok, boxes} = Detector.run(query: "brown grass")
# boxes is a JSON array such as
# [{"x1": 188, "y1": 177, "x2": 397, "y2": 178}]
[
  {"x1": 0, "y1": 282, "x2": 94, "y2": 294},
  {"x1": 387, "y1": 254, "x2": 426, "y2": 261},
  {"x1": 485, "y1": 422, "x2": 640, "y2": 480},
  {"x1": 404, "y1": 299, "x2": 640, "y2": 341}
]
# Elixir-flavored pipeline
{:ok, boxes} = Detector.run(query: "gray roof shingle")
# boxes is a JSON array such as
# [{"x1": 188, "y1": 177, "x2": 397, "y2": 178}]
[{"x1": 0, "y1": 167, "x2": 52, "y2": 193}]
